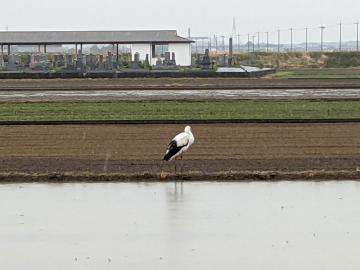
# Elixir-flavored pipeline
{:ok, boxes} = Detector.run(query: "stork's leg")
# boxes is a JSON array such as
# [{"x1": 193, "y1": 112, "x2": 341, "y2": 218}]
[
  {"x1": 174, "y1": 157, "x2": 177, "y2": 175},
  {"x1": 180, "y1": 154, "x2": 184, "y2": 175}
]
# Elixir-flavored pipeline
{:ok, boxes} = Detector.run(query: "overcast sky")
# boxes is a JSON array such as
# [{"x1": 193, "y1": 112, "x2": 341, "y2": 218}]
[{"x1": 1, "y1": 0, "x2": 360, "y2": 42}]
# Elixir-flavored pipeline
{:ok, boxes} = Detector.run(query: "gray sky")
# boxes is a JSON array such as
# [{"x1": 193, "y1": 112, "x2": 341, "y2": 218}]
[{"x1": 2, "y1": 0, "x2": 360, "y2": 42}]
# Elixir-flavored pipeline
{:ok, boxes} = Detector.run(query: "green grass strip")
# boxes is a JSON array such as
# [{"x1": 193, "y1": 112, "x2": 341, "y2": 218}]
[{"x1": 0, "y1": 101, "x2": 360, "y2": 121}]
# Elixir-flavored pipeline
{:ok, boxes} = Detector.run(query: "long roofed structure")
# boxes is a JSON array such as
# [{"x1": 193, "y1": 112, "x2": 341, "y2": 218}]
[{"x1": 0, "y1": 30, "x2": 192, "y2": 45}]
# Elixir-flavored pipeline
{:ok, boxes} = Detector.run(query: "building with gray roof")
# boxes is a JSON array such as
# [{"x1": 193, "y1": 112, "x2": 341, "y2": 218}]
[{"x1": 0, "y1": 30, "x2": 193, "y2": 66}]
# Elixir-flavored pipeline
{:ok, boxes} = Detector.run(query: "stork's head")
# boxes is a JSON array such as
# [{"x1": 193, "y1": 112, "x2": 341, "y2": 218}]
[{"x1": 184, "y1": 126, "x2": 191, "y2": 133}]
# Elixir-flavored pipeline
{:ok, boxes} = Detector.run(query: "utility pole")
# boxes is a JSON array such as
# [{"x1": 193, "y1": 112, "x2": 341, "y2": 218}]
[
  {"x1": 252, "y1": 35, "x2": 255, "y2": 53},
  {"x1": 116, "y1": 44, "x2": 119, "y2": 64},
  {"x1": 357, "y1": 21, "x2": 359, "y2": 51},
  {"x1": 305, "y1": 27, "x2": 308, "y2": 52},
  {"x1": 266, "y1": 32, "x2": 269, "y2": 52},
  {"x1": 221, "y1": 36, "x2": 225, "y2": 53},
  {"x1": 214, "y1": 35, "x2": 218, "y2": 53},
  {"x1": 247, "y1": 33, "x2": 250, "y2": 53},
  {"x1": 257, "y1": 32, "x2": 260, "y2": 51},
  {"x1": 0, "y1": 44, "x2": 3, "y2": 65},
  {"x1": 237, "y1": 34, "x2": 240, "y2": 53},
  {"x1": 339, "y1": 22, "x2": 342, "y2": 52},
  {"x1": 290, "y1": 28, "x2": 293, "y2": 52},
  {"x1": 320, "y1": 26, "x2": 325, "y2": 52},
  {"x1": 277, "y1": 30, "x2": 281, "y2": 52}
]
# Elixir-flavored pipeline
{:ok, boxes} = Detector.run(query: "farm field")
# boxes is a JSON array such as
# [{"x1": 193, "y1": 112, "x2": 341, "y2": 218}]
[
  {"x1": 1, "y1": 100, "x2": 360, "y2": 121},
  {"x1": 1, "y1": 123, "x2": 360, "y2": 181},
  {"x1": 1, "y1": 75, "x2": 360, "y2": 181}
]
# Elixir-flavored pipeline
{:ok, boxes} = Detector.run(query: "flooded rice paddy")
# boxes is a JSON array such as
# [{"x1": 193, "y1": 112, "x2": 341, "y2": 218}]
[
  {"x1": 0, "y1": 181, "x2": 359, "y2": 270},
  {"x1": 1, "y1": 89, "x2": 360, "y2": 102}
]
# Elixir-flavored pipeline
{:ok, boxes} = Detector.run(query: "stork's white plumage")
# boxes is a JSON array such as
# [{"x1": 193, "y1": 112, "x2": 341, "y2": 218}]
[{"x1": 163, "y1": 126, "x2": 195, "y2": 161}]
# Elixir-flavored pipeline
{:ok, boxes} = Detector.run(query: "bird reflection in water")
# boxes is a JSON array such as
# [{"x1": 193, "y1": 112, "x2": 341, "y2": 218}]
[{"x1": 167, "y1": 181, "x2": 184, "y2": 204}]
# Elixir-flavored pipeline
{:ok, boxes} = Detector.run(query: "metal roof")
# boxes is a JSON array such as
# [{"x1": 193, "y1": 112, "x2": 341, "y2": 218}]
[{"x1": 0, "y1": 30, "x2": 193, "y2": 45}]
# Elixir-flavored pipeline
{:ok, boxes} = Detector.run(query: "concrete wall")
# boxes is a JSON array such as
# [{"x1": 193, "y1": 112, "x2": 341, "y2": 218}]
[
  {"x1": 168, "y1": 43, "x2": 191, "y2": 66},
  {"x1": 131, "y1": 44, "x2": 151, "y2": 62}
]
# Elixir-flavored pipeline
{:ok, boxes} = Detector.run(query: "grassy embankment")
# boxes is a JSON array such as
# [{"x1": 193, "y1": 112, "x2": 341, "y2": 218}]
[
  {"x1": 1, "y1": 101, "x2": 360, "y2": 121},
  {"x1": 226, "y1": 52, "x2": 360, "y2": 70}
]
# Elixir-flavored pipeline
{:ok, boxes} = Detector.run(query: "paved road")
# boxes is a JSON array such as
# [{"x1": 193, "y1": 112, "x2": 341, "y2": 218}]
[{"x1": 1, "y1": 89, "x2": 360, "y2": 101}]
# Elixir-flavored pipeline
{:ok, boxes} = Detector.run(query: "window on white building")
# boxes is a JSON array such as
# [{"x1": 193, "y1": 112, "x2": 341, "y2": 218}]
[{"x1": 152, "y1": 44, "x2": 169, "y2": 58}]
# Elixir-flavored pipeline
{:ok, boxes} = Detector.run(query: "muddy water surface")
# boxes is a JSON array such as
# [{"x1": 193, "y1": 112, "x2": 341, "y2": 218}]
[{"x1": 0, "y1": 182, "x2": 359, "y2": 270}]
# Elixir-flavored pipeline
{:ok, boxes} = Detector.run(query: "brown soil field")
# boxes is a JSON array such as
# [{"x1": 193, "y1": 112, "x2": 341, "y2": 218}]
[
  {"x1": 1, "y1": 123, "x2": 360, "y2": 181},
  {"x1": 1, "y1": 78, "x2": 360, "y2": 90}
]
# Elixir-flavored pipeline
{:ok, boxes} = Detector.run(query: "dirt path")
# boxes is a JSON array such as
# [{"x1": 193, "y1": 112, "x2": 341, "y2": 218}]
[
  {"x1": 1, "y1": 123, "x2": 360, "y2": 181},
  {"x1": 1, "y1": 78, "x2": 360, "y2": 90}
]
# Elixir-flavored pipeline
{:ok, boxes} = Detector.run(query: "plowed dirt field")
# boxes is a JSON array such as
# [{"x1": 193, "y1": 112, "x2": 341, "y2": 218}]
[{"x1": 1, "y1": 123, "x2": 360, "y2": 181}]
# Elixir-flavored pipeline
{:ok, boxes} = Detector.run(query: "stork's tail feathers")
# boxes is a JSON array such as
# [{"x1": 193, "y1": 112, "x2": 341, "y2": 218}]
[{"x1": 163, "y1": 153, "x2": 172, "y2": 161}]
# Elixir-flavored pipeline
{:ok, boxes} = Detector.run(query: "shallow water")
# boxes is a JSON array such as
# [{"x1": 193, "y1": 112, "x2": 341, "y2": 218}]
[
  {"x1": 1, "y1": 89, "x2": 360, "y2": 101},
  {"x1": 0, "y1": 181, "x2": 359, "y2": 270}
]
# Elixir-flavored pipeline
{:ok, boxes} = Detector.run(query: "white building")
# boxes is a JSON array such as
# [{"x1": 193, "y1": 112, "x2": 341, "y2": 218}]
[
  {"x1": 0, "y1": 30, "x2": 193, "y2": 66},
  {"x1": 132, "y1": 40, "x2": 192, "y2": 66}
]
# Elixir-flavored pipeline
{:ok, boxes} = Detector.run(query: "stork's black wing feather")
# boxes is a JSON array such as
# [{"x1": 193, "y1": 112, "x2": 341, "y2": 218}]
[{"x1": 163, "y1": 140, "x2": 187, "y2": 161}]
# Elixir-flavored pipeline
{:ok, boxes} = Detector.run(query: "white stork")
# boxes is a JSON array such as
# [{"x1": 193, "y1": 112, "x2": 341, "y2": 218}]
[{"x1": 163, "y1": 126, "x2": 195, "y2": 164}]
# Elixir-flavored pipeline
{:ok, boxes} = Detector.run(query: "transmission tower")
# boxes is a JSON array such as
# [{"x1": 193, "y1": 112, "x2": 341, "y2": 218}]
[{"x1": 232, "y1": 17, "x2": 237, "y2": 38}]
